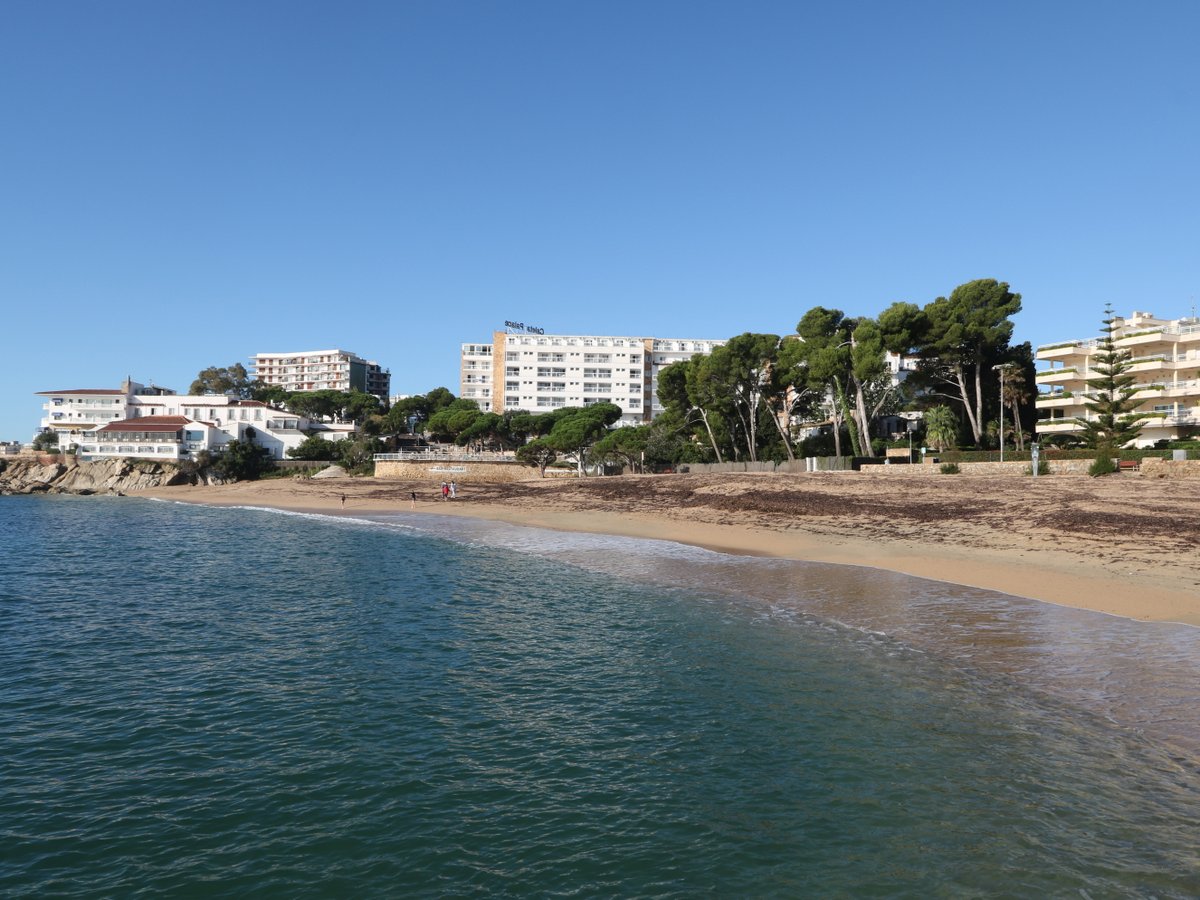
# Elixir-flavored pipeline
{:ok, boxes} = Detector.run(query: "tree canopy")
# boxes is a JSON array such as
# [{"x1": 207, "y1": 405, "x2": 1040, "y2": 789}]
[{"x1": 189, "y1": 363, "x2": 262, "y2": 398}]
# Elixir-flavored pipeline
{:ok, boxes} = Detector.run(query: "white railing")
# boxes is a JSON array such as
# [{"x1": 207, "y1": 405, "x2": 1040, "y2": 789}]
[{"x1": 374, "y1": 450, "x2": 517, "y2": 462}]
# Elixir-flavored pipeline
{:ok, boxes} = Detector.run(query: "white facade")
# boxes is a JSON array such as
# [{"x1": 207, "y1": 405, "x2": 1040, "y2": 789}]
[
  {"x1": 460, "y1": 332, "x2": 726, "y2": 427},
  {"x1": 250, "y1": 349, "x2": 391, "y2": 401},
  {"x1": 37, "y1": 381, "x2": 316, "y2": 460},
  {"x1": 1035, "y1": 310, "x2": 1200, "y2": 447}
]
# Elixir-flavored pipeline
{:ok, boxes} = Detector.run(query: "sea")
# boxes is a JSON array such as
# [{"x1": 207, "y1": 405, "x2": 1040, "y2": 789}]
[{"x1": 2, "y1": 494, "x2": 1199, "y2": 897}]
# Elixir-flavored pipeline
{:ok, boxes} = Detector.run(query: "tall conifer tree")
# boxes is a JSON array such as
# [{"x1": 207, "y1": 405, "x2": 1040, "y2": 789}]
[{"x1": 1074, "y1": 305, "x2": 1146, "y2": 449}]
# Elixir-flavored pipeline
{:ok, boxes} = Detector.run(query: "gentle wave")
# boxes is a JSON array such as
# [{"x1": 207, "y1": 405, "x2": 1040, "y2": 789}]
[{"x1": 3, "y1": 495, "x2": 1199, "y2": 897}]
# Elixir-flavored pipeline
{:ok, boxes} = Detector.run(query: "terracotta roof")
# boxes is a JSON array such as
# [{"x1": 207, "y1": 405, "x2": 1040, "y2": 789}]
[
  {"x1": 94, "y1": 415, "x2": 191, "y2": 433},
  {"x1": 36, "y1": 389, "x2": 124, "y2": 396}
]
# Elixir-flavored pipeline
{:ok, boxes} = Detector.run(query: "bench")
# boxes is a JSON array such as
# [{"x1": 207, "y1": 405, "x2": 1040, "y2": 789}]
[{"x1": 1118, "y1": 458, "x2": 1140, "y2": 472}]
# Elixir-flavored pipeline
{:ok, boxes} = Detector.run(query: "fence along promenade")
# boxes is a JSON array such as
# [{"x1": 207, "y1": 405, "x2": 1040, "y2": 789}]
[{"x1": 373, "y1": 448, "x2": 516, "y2": 463}]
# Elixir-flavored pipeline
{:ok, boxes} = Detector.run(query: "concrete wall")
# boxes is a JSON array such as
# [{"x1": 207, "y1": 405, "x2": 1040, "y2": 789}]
[{"x1": 374, "y1": 459, "x2": 546, "y2": 482}]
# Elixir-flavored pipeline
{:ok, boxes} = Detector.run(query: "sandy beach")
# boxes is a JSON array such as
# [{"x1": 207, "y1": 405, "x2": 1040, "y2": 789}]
[{"x1": 134, "y1": 471, "x2": 1200, "y2": 626}]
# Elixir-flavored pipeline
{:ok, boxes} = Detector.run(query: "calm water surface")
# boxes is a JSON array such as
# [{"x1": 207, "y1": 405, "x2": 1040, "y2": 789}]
[{"x1": 2, "y1": 495, "x2": 1198, "y2": 897}]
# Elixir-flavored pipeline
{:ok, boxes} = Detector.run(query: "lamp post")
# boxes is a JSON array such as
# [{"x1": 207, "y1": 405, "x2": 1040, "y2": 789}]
[{"x1": 992, "y1": 363, "x2": 1009, "y2": 463}]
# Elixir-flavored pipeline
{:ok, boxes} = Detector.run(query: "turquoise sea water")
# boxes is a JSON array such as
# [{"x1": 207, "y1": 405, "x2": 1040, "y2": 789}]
[{"x1": 2, "y1": 495, "x2": 1199, "y2": 897}]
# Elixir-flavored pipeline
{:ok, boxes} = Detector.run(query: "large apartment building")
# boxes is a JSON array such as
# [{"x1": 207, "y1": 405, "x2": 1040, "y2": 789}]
[
  {"x1": 460, "y1": 331, "x2": 726, "y2": 426},
  {"x1": 1036, "y1": 310, "x2": 1200, "y2": 446},
  {"x1": 250, "y1": 349, "x2": 391, "y2": 402}
]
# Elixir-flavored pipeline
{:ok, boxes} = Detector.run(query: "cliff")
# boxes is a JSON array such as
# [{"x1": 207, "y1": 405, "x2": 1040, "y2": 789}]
[{"x1": 0, "y1": 457, "x2": 221, "y2": 495}]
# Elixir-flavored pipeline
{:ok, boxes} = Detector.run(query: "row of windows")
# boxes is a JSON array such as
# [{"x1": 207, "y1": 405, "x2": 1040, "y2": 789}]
[
  {"x1": 517, "y1": 398, "x2": 644, "y2": 411},
  {"x1": 502, "y1": 382, "x2": 643, "y2": 393}
]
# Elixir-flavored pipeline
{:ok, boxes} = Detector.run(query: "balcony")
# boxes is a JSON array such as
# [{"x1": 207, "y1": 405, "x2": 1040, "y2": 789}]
[
  {"x1": 1116, "y1": 329, "x2": 1175, "y2": 348},
  {"x1": 1035, "y1": 368, "x2": 1077, "y2": 383},
  {"x1": 1036, "y1": 420, "x2": 1080, "y2": 433},
  {"x1": 1035, "y1": 393, "x2": 1075, "y2": 407},
  {"x1": 1128, "y1": 355, "x2": 1168, "y2": 372},
  {"x1": 1036, "y1": 340, "x2": 1092, "y2": 360}
]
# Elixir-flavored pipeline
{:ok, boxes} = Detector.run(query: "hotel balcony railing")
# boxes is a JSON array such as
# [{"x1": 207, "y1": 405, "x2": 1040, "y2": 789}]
[
  {"x1": 1035, "y1": 368, "x2": 1077, "y2": 379},
  {"x1": 374, "y1": 450, "x2": 516, "y2": 462}
]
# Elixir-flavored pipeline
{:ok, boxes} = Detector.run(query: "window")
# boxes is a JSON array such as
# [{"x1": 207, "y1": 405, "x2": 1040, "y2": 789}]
[
  {"x1": 583, "y1": 353, "x2": 611, "y2": 364},
  {"x1": 537, "y1": 353, "x2": 565, "y2": 363},
  {"x1": 537, "y1": 367, "x2": 567, "y2": 377},
  {"x1": 582, "y1": 368, "x2": 610, "y2": 378},
  {"x1": 537, "y1": 382, "x2": 566, "y2": 392},
  {"x1": 629, "y1": 355, "x2": 642, "y2": 364},
  {"x1": 506, "y1": 367, "x2": 521, "y2": 377}
]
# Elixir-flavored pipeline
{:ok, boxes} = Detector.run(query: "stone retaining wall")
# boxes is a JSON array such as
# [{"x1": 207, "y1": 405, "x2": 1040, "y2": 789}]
[
  {"x1": 374, "y1": 459, "x2": 545, "y2": 483},
  {"x1": 855, "y1": 459, "x2": 1093, "y2": 476},
  {"x1": 1141, "y1": 458, "x2": 1200, "y2": 478}
]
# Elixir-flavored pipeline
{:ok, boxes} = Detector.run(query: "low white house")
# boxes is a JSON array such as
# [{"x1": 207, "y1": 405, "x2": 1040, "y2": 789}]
[{"x1": 36, "y1": 379, "x2": 347, "y2": 460}]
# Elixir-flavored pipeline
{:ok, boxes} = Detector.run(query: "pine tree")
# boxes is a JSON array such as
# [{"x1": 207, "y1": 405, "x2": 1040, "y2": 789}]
[{"x1": 1075, "y1": 305, "x2": 1146, "y2": 450}]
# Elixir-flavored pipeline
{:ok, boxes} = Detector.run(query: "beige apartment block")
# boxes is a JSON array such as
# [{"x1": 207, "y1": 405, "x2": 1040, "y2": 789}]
[
  {"x1": 1036, "y1": 310, "x2": 1200, "y2": 446},
  {"x1": 460, "y1": 331, "x2": 726, "y2": 427},
  {"x1": 250, "y1": 349, "x2": 390, "y2": 401}
]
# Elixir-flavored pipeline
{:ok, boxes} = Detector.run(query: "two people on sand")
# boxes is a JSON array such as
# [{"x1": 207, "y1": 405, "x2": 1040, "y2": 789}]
[{"x1": 440, "y1": 481, "x2": 458, "y2": 501}]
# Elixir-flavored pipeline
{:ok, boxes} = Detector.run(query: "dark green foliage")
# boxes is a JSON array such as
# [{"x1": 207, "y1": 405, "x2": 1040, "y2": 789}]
[
  {"x1": 189, "y1": 363, "x2": 263, "y2": 399},
  {"x1": 515, "y1": 439, "x2": 558, "y2": 477},
  {"x1": 32, "y1": 431, "x2": 59, "y2": 451},
  {"x1": 1074, "y1": 306, "x2": 1146, "y2": 449},
  {"x1": 287, "y1": 434, "x2": 339, "y2": 461},
  {"x1": 544, "y1": 403, "x2": 623, "y2": 473},
  {"x1": 425, "y1": 399, "x2": 484, "y2": 442},
  {"x1": 913, "y1": 279, "x2": 1022, "y2": 446},
  {"x1": 1088, "y1": 445, "x2": 1118, "y2": 477},
  {"x1": 939, "y1": 462, "x2": 961, "y2": 475},
  {"x1": 216, "y1": 437, "x2": 273, "y2": 481}
]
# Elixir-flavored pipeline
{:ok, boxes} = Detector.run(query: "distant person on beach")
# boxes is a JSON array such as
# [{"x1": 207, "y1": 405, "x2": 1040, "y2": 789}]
[
  {"x1": 449, "y1": 481, "x2": 457, "y2": 500},
  {"x1": 441, "y1": 482, "x2": 449, "y2": 501},
  {"x1": 410, "y1": 490, "x2": 417, "y2": 509},
  {"x1": 340, "y1": 493, "x2": 346, "y2": 509}
]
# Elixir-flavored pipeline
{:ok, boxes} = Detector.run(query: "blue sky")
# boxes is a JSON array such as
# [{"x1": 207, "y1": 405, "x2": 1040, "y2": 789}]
[{"x1": 3, "y1": 1, "x2": 1198, "y2": 439}]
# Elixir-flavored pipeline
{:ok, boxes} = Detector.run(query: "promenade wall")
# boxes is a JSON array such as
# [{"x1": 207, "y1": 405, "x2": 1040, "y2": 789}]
[
  {"x1": 679, "y1": 458, "x2": 1200, "y2": 477},
  {"x1": 374, "y1": 459, "x2": 546, "y2": 483}
]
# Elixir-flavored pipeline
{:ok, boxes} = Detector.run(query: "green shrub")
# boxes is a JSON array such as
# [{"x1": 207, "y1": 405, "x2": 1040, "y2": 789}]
[
  {"x1": 1024, "y1": 459, "x2": 1050, "y2": 476},
  {"x1": 1088, "y1": 444, "x2": 1118, "y2": 477},
  {"x1": 939, "y1": 462, "x2": 961, "y2": 475}
]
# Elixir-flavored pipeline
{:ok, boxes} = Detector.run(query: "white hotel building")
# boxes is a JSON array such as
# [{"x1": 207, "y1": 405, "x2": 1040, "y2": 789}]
[
  {"x1": 36, "y1": 380, "x2": 322, "y2": 461},
  {"x1": 461, "y1": 331, "x2": 726, "y2": 426},
  {"x1": 1036, "y1": 310, "x2": 1200, "y2": 446}
]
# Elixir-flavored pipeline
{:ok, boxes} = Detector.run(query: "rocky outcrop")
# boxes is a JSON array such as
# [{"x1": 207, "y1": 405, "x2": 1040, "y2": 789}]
[{"x1": 0, "y1": 457, "x2": 222, "y2": 495}]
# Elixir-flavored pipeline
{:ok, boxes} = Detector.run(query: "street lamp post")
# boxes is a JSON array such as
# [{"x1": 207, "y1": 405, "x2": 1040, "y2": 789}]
[{"x1": 992, "y1": 364, "x2": 1009, "y2": 463}]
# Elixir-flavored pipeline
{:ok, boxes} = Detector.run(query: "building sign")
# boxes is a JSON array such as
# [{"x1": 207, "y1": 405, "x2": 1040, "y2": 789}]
[{"x1": 504, "y1": 320, "x2": 545, "y2": 335}]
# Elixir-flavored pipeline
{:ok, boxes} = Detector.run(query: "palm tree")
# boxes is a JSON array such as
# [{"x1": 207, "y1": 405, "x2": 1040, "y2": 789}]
[
  {"x1": 1001, "y1": 367, "x2": 1031, "y2": 451},
  {"x1": 924, "y1": 405, "x2": 959, "y2": 452}
]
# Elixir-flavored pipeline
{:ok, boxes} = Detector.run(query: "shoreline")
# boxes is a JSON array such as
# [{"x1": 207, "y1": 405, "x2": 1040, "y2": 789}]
[{"x1": 133, "y1": 473, "x2": 1200, "y2": 627}]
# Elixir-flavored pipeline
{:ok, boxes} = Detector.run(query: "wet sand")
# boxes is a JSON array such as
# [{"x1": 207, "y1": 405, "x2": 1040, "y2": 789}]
[{"x1": 134, "y1": 471, "x2": 1200, "y2": 626}]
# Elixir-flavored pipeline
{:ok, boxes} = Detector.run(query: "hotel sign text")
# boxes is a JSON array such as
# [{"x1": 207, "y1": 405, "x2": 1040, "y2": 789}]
[{"x1": 504, "y1": 320, "x2": 545, "y2": 335}]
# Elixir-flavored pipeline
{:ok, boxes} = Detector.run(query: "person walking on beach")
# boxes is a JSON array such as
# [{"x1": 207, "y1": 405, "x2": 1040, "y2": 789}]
[
  {"x1": 340, "y1": 493, "x2": 346, "y2": 509},
  {"x1": 441, "y1": 482, "x2": 449, "y2": 501},
  {"x1": 449, "y1": 481, "x2": 457, "y2": 500},
  {"x1": 410, "y1": 490, "x2": 417, "y2": 509}
]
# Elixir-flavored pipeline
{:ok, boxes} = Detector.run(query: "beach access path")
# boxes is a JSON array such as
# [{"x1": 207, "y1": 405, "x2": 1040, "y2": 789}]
[{"x1": 134, "y1": 471, "x2": 1200, "y2": 626}]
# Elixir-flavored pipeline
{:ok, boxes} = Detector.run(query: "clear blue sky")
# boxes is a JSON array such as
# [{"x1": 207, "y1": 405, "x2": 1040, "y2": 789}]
[{"x1": 4, "y1": 1, "x2": 1198, "y2": 440}]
